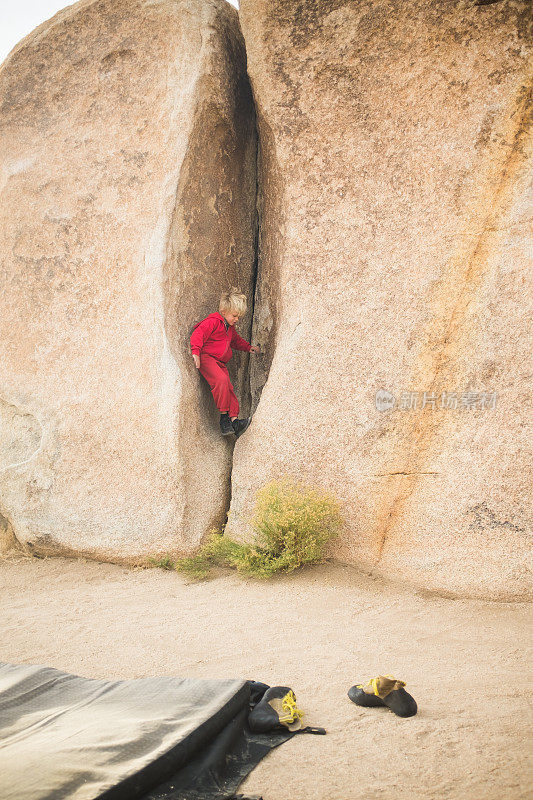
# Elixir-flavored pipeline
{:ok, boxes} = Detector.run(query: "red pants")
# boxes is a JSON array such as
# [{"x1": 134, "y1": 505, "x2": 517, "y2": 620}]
[{"x1": 198, "y1": 354, "x2": 239, "y2": 417}]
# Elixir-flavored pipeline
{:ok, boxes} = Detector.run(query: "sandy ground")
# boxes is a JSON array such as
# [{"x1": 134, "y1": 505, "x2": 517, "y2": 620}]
[{"x1": 1, "y1": 554, "x2": 532, "y2": 800}]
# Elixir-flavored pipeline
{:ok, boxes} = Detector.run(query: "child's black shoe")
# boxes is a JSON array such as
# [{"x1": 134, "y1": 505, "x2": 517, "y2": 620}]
[
  {"x1": 232, "y1": 417, "x2": 251, "y2": 438},
  {"x1": 220, "y1": 413, "x2": 235, "y2": 436}
]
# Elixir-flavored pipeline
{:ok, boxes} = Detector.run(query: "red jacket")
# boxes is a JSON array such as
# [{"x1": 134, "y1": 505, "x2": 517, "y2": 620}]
[{"x1": 190, "y1": 312, "x2": 252, "y2": 361}]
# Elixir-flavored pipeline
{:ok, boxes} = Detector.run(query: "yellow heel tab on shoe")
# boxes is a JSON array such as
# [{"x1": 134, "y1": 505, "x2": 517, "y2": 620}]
[{"x1": 360, "y1": 675, "x2": 406, "y2": 699}]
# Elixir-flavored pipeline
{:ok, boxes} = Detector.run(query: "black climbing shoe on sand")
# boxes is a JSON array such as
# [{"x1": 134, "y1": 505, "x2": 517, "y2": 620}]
[
  {"x1": 347, "y1": 686, "x2": 384, "y2": 708},
  {"x1": 220, "y1": 413, "x2": 235, "y2": 436},
  {"x1": 248, "y1": 686, "x2": 304, "y2": 732},
  {"x1": 232, "y1": 417, "x2": 251, "y2": 438},
  {"x1": 348, "y1": 675, "x2": 417, "y2": 718}
]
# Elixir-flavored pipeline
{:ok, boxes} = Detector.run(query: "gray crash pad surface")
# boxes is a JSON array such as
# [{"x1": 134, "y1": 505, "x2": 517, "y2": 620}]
[{"x1": 0, "y1": 661, "x2": 248, "y2": 800}]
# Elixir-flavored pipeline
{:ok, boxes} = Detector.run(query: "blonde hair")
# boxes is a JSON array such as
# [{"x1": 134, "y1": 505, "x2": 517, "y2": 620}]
[{"x1": 219, "y1": 287, "x2": 247, "y2": 316}]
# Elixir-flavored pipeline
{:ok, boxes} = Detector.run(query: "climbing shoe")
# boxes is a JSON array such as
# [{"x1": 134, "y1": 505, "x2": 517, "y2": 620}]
[
  {"x1": 232, "y1": 416, "x2": 251, "y2": 438},
  {"x1": 220, "y1": 413, "x2": 235, "y2": 436},
  {"x1": 248, "y1": 686, "x2": 304, "y2": 732},
  {"x1": 348, "y1": 675, "x2": 417, "y2": 717},
  {"x1": 247, "y1": 681, "x2": 271, "y2": 707}
]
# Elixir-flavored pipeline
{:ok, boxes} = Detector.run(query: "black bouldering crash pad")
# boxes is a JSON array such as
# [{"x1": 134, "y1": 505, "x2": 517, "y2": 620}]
[{"x1": 0, "y1": 662, "x2": 294, "y2": 800}]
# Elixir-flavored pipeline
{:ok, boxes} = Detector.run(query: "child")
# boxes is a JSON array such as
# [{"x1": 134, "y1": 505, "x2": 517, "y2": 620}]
[{"x1": 190, "y1": 288, "x2": 260, "y2": 437}]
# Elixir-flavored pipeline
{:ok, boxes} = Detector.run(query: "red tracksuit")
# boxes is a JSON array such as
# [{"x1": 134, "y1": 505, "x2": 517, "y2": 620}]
[{"x1": 190, "y1": 312, "x2": 252, "y2": 417}]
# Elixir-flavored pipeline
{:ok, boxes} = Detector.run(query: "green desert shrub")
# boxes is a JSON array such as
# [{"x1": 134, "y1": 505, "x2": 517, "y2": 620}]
[
  {"x1": 175, "y1": 476, "x2": 343, "y2": 580},
  {"x1": 174, "y1": 535, "x2": 243, "y2": 580},
  {"x1": 147, "y1": 555, "x2": 176, "y2": 570}
]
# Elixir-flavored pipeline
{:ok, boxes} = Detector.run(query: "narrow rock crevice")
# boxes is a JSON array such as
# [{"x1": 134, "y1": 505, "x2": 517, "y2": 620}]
[
  {"x1": 221, "y1": 62, "x2": 288, "y2": 536},
  {"x1": 239, "y1": 113, "x2": 261, "y2": 419},
  {"x1": 245, "y1": 106, "x2": 284, "y2": 419},
  {"x1": 222, "y1": 86, "x2": 262, "y2": 532}
]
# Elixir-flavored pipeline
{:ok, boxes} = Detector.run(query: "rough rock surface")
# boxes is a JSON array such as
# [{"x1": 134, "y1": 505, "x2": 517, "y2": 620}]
[
  {"x1": 229, "y1": 0, "x2": 533, "y2": 599},
  {"x1": 0, "y1": 0, "x2": 257, "y2": 560}
]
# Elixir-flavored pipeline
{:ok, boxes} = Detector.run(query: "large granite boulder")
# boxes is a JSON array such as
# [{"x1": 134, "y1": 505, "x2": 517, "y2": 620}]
[
  {"x1": 229, "y1": 0, "x2": 532, "y2": 599},
  {"x1": 0, "y1": 0, "x2": 257, "y2": 560}
]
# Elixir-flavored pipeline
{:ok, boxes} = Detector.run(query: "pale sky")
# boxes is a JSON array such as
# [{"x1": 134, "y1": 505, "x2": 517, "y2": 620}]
[{"x1": 1, "y1": 0, "x2": 239, "y2": 66}]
